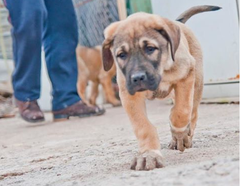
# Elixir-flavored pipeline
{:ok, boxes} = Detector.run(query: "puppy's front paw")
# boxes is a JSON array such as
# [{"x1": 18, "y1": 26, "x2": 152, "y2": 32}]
[
  {"x1": 130, "y1": 150, "x2": 164, "y2": 171},
  {"x1": 169, "y1": 124, "x2": 192, "y2": 152}
]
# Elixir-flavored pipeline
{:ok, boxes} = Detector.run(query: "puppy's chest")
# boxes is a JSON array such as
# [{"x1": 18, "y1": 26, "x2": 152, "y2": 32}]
[{"x1": 146, "y1": 82, "x2": 173, "y2": 100}]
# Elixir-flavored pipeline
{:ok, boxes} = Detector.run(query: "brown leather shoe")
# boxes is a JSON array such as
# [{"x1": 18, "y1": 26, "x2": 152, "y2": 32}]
[
  {"x1": 16, "y1": 99, "x2": 45, "y2": 123},
  {"x1": 53, "y1": 101, "x2": 105, "y2": 121}
]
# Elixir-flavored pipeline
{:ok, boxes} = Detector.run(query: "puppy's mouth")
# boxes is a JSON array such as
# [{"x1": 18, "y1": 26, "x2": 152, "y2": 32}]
[{"x1": 130, "y1": 84, "x2": 148, "y2": 94}]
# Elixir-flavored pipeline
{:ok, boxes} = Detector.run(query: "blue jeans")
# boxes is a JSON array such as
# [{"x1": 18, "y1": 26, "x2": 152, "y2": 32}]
[{"x1": 4, "y1": 0, "x2": 80, "y2": 111}]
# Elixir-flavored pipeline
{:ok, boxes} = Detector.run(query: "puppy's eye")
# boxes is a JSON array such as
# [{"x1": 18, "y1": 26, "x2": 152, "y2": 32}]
[
  {"x1": 145, "y1": 46, "x2": 157, "y2": 55},
  {"x1": 117, "y1": 52, "x2": 127, "y2": 60}
]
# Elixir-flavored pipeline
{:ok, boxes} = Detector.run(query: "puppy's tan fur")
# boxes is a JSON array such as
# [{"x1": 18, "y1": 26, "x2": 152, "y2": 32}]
[
  {"x1": 76, "y1": 45, "x2": 120, "y2": 106},
  {"x1": 102, "y1": 6, "x2": 220, "y2": 170}
]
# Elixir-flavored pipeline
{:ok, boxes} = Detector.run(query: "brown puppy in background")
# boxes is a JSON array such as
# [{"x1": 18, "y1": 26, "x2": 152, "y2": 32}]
[
  {"x1": 102, "y1": 5, "x2": 220, "y2": 170},
  {"x1": 76, "y1": 45, "x2": 121, "y2": 106}
]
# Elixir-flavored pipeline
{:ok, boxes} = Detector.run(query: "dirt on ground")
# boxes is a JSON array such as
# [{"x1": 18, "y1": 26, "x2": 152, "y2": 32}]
[{"x1": 0, "y1": 101, "x2": 239, "y2": 186}]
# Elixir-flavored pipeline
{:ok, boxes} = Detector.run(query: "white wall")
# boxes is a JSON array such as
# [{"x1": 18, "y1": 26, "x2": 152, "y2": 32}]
[{"x1": 151, "y1": 0, "x2": 239, "y2": 98}]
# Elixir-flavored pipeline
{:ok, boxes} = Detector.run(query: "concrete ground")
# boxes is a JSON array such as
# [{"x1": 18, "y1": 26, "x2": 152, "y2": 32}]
[{"x1": 0, "y1": 101, "x2": 239, "y2": 186}]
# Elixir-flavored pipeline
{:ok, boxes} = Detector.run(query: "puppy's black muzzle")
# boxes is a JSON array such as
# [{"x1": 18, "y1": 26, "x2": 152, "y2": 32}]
[{"x1": 128, "y1": 71, "x2": 160, "y2": 95}]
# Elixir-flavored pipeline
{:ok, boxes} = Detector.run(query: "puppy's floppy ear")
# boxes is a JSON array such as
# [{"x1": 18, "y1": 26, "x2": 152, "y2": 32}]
[
  {"x1": 102, "y1": 22, "x2": 120, "y2": 71},
  {"x1": 158, "y1": 18, "x2": 181, "y2": 61},
  {"x1": 102, "y1": 39, "x2": 114, "y2": 71}
]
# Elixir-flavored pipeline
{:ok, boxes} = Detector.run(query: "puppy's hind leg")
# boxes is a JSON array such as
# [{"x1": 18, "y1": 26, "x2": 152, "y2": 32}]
[
  {"x1": 89, "y1": 81, "x2": 99, "y2": 106},
  {"x1": 100, "y1": 76, "x2": 121, "y2": 107},
  {"x1": 77, "y1": 77, "x2": 90, "y2": 106},
  {"x1": 189, "y1": 50, "x2": 203, "y2": 144},
  {"x1": 189, "y1": 74, "x2": 203, "y2": 141},
  {"x1": 76, "y1": 50, "x2": 91, "y2": 106}
]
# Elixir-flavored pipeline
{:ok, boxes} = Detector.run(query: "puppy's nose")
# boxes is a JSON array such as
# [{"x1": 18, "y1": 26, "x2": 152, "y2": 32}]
[{"x1": 131, "y1": 72, "x2": 147, "y2": 84}]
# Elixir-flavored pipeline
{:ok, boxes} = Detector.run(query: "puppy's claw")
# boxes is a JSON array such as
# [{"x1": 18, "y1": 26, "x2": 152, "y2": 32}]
[
  {"x1": 145, "y1": 155, "x2": 156, "y2": 170},
  {"x1": 130, "y1": 157, "x2": 137, "y2": 170},
  {"x1": 184, "y1": 135, "x2": 192, "y2": 148},
  {"x1": 130, "y1": 150, "x2": 164, "y2": 171},
  {"x1": 156, "y1": 156, "x2": 164, "y2": 168},
  {"x1": 168, "y1": 138, "x2": 177, "y2": 150},
  {"x1": 169, "y1": 124, "x2": 192, "y2": 151},
  {"x1": 177, "y1": 138, "x2": 185, "y2": 152},
  {"x1": 135, "y1": 156, "x2": 145, "y2": 171}
]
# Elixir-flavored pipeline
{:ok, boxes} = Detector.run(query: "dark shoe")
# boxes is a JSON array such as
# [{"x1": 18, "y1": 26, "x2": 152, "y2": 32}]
[
  {"x1": 53, "y1": 101, "x2": 105, "y2": 121},
  {"x1": 16, "y1": 99, "x2": 45, "y2": 123}
]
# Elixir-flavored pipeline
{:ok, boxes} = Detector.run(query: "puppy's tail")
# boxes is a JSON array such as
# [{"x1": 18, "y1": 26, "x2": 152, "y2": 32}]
[{"x1": 176, "y1": 5, "x2": 221, "y2": 23}]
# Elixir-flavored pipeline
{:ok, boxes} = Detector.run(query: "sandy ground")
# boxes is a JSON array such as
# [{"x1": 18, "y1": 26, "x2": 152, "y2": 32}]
[{"x1": 0, "y1": 101, "x2": 239, "y2": 186}]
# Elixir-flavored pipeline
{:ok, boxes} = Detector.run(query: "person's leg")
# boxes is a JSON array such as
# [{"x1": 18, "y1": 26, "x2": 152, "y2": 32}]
[
  {"x1": 4, "y1": 0, "x2": 46, "y2": 102},
  {"x1": 43, "y1": 0, "x2": 80, "y2": 111},
  {"x1": 4, "y1": 0, "x2": 46, "y2": 122},
  {"x1": 43, "y1": 0, "x2": 105, "y2": 120}
]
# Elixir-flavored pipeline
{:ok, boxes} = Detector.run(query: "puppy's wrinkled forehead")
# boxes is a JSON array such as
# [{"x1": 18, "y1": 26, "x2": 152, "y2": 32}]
[
  {"x1": 111, "y1": 13, "x2": 167, "y2": 50},
  {"x1": 114, "y1": 35, "x2": 162, "y2": 53}
]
